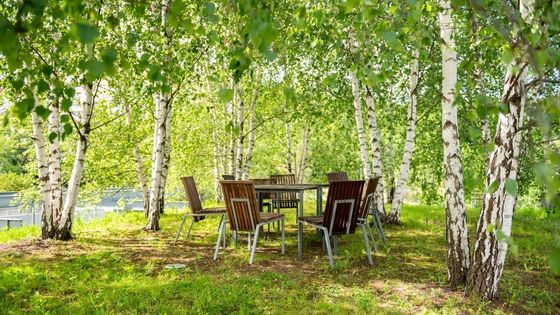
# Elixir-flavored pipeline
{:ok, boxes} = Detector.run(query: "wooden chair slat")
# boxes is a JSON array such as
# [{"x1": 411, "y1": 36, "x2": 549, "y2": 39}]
[
  {"x1": 326, "y1": 172, "x2": 349, "y2": 183},
  {"x1": 181, "y1": 176, "x2": 205, "y2": 222},
  {"x1": 270, "y1": 174, "x2": 299, "y2": 208},
  {"x1": 221, "y1": 180, "x2": 261, "y2": 232},
  {"x1": 360, "y1": 177, "x2": 381, "y2": 220},
  {"x1": 322, "y1": 180, "x2": 364, "y2": 235}
]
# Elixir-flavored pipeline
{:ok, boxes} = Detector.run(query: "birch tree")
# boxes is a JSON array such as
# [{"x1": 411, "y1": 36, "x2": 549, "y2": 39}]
[
  {"x1": 350, "y1": 70, "x2": 372, "y2": 178},
  {"x1": 125, "y1": 105, "x2": 149, "y2": 215},
  {"x1": 146, "y1": 0, "x2": 173, "y2": 230},
  {"x1": 296, "y1": 122, "x2": 310, "y2": 183},
  {"x1": 235, "y1": 82, "x2": 245, "y2": 179},
  {"x1": 468, "y1": 0, "x2": 534, "y2": 299},
  {"x1": 388, "y1": 49, "x2": 419, "y2": 223},
  {"x1": 439, "y1": 0, "x2": 470, "y2": 285},
  {"x1": 365, "y1": 85, "x2": 386, "y2": 217},
  {"x1": 243, "y1": 86, "x2": 258, "y2": 179}
]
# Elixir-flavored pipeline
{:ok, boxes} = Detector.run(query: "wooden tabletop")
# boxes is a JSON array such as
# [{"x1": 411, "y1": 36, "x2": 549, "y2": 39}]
[{"x1": 254, "y1": 184, "x2": 327, "y2": 191}]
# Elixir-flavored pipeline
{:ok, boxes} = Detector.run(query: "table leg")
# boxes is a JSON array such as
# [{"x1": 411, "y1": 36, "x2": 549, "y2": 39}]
[{"x1": 316, "y1": 187, "x2": 323, "y2": 237}]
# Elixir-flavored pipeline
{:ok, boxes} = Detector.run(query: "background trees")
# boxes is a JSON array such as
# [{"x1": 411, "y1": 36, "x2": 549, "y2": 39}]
[{"x1": 0, "y1": 0, "x2": 558, "y2": 301}]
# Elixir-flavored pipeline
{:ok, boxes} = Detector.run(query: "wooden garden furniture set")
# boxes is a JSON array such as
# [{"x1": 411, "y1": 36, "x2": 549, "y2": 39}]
[{"x1": 174, "y1": 172, "x2": 387, "y2": 269}]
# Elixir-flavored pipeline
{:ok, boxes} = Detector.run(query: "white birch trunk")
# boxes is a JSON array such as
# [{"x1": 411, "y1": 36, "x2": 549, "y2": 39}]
[
  {"x1": 47, "y1": 99, "x2": 62, "y2": 230},
  {"x1": 365, "y1": 85, "x2": 386, "y2": 217},
  {"x1": 296, "y1": 122, "x2": 310, "y2": 184},
  {"x1": 211, "y1": 106, "x2": 223, "y2": 200},
  {"x1": 126, "y1": 106, "x2": 149, "y2": 214},
  {"x1": 228, "y1": 81, "x2": 236, "y2": 176},
  {"x1": 157, "y1": 100, "x2": 173, "y2": 212},
  {"x1": 472, "y1": 16, "x2": 492, "y2": 167},
  {"x1": 146, "y1": 0, "x2": 172, "y2": 230},
  {"x1": 235, "y1": 82, "x2": 245, "y2": 179},
  {"x1": 438, "y1": 0, "x2": 470, "y2": 284},
  {"x1": 350, "y1": 70, "x2": 372, "y2": 179},
  {"x1": 31, "y1": 103, "x2": 53, "y2": 239},
  {"x1": 388, "y1": 50, "x2": 419, "y2": 223},
  {"x1": 469, "y1": 0, "x2": 533, "y2": 299},
  {"x1": 283, "y1": 99, "x2": 294, "y2": 174},
  {"x1": 57, "y1": 81, "x2": 94, "y2": 240},
  {"x1": 385, "y1": 89, "x2": 396, "y2": 202},
  {"x1": 243, "y1": 87, "x2": 258, "y2": 179}
]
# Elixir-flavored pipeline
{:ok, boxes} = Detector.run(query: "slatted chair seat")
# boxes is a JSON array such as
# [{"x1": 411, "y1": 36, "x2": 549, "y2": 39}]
[
  {"x1": 298, "y1": 180, "x2": 371, "y2": 269},
  {"x1": 260, "y1": 212, "x2": 283, "y2": 222},
  {"x1": 174, "y1": 176, "x2": 227, "y2": 246},
  {"x1": 198, "y1": 207, "x2": 227, "y2": 214},
  {"x1": 215, "y1": 180, "x2": 285, "y2": 265},
  {"x1": 298, "y1": 216, "x2": 323, "y2": 225}
]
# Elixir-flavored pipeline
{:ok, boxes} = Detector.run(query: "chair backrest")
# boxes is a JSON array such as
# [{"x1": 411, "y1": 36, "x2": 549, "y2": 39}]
[
  {"x1": 252, "y1": 178, "x2": 272, "y2": 199},
  {"x1": 326, "y1": 172, "x2": 349, "y2": 183},
  {"x1": 222, "y1": 175, "x2": 235, "y2": 180},
  {"x1": 181, "y1": 176, "x2": 204, "y2": 222},
  {"x1": 270, "y1": 174, "x2": 298, "y2": 207},
  {"x1": 322, "y1": 180, "x2": 364, "y2": 235},
  {"x1": 220, "y1": 180, "x2": 261, "y2": 232},
  {"x1": 359, "y1": 177, "x2": 381, "y2": 220}
]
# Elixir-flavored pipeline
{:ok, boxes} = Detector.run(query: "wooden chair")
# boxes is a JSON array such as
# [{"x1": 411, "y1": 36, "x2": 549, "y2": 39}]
[
  {"x1": 251, "y1": 178, "x2": 272, "y2": 213},
  {"x1": 215, "y1": 180, "x2": 285, "y2": 264},
  {"x1": 298, "y1": 180, "x2": 370, "y2": 269},
  {"x1": 270, "y1": 174, "x2": 299, "y2": 218},
  {"x1": 326, "y1": 171, "x2": 349, "y2": 182},
  {"x1": 174, "y1": 176, "x2": 227, "y2": 245},
  {"x1": 358, "y1": 177, "x2": 387, "y2": 252},
  {"x1": 222, "y1": 175, "x2": 235, "y2": 180}
]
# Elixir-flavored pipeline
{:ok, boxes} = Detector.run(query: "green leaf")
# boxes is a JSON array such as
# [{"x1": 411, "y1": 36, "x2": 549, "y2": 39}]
[
  {"x1": 48, "y1": 131, "x2": 58, "y2": 143},
  {"x1": 72, "y1": 22, "x2": 100, "y2": 44},
  {"x1": 35, "y1": 105, "x2": 51, "y2": 120},
  {"x1": 11, "y1": 79, "x2": 24, "y2": 90},
  {"x1": 488, "y1": 180, "x2": 499, "y2": 194},
  {"x1": 61, "y1": 98, "x2": 72, "y2": 111},
  {"x1": 504, "y1": 179, "x2": 518, "y2": 197},
  {"x1": 63, "y1": 123, "x2": 73, "y2": 137},
  {"x1": 13, "y1": 97, "x2": 35, "y2": 119},
  {"x1": 101, "y1": 47, "x2": 118, "y2": 66},
  {"x1": 36, "y1": 80, "x2": 49, "y2": 93},
  {"x1": 486, "y1": 224, "x2": 495, "y2": 233},
  {"x1": 501, "y1": 48, "x2": 514, "y2": 65},
  {"x1": 147, "y1": 64, "x2": 163, "y2": 81},
  {"x1": 60, "y1": 114, "x2": 70, "y2": 123},
  {"x1": 218, "y1": 88, "x2": 233, "y2": 102}
]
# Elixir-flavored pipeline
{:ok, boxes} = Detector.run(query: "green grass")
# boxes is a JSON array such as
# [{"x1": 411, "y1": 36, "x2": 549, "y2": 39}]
[{"x1": 0, "y1": 204, "x2": 558, "y2": 314}]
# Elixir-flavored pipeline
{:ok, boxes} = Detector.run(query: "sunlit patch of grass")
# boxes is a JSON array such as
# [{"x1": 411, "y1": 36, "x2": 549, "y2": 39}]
[{"x1": 0, "y1": 203, "x2": 558, "y2": 314}]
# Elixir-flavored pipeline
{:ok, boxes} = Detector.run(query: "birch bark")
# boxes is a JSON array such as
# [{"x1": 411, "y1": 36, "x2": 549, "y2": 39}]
[
  {"x1": 146, "y1": 0, "x2": 172, "y2": 230},
  {"x1": 365, "y1": 85, "x2": 386, "y2": 217},
  {"x1": 438, "y1": 0, "x2": 471, "y2": 284},
  {"x1": 56, "y1": 81, "x2": 94, "y2": 240},
  {"x1": 283, "y1": 99, "x2": 294, "y2": 174},
  {"x1": 31, "y1": 104, "x2": 53, "y2": 239},
  {"x1": 388, "y1": 50, "x2": 419, "y2": 223},
  {"x1": 296, "y1": 122, "x2": 310, "y2": 183},
  {"x1": 235, "y1": 82, "x2": 245, "y2": 179},
  {"x1": 47, "y1": 99, "x2": 62, "y2": 233},
  {"x1": 472, "y1": 16, "x2": 491, "y2": 167},
  {"x1": 385, "y1": 88, "x2": 396, "y2": 202},
  {"x1": 469, "y1": 0, "x2": 533, "y2": 299},
  {"x1": 211, "y1": 105, "x2": 223, "y2": 200},
  {"x1": 243, "y1": 87, "x2": 258, "y2": 179},
  {"x1": 350, "y1": 71, "x2": 372, "y2": 179},
  {"x1": 125, "y1": 106, "x2": 149, "y2": 215}
]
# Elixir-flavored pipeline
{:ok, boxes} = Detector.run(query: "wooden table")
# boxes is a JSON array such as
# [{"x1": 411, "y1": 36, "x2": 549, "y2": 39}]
[{"x1": 254, "y1": 184, "x2": 328, "y2": 218}]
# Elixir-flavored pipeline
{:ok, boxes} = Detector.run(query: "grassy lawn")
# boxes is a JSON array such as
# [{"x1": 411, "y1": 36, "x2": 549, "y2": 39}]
[{"x1": 0, "y1": 204, "x2": 558, "y2": 314}]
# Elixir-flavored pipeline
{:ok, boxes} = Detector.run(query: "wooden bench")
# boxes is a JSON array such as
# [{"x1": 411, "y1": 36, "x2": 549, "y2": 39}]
[{"x1": 0, "y1": 218, "x2": 23, "y2": 230}]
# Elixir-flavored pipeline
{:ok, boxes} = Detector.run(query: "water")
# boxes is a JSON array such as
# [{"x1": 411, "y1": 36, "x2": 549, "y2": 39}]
[{"x1": 0, "y1": 190, "x2": 188, "y2": 230}]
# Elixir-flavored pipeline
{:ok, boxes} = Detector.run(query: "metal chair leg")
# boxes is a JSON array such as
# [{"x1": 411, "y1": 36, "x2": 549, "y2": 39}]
[
  {"x1": 361, "y1": 224, "x2": 373, "y2": 265},
  {"x1": 221, "y1": 216, "x2": 226, "y2": 248},
  {"x1": 322, "y1": 228, "x2": 335, "y2": 270},
  {"x1": 249, "y1": 225, "x2": 262, "y2": 265},
  {"x1": 185, "y1": 217, "x2": 195, "y2": 241},
  {"x1": 248, "y1": 233, "x2": 251, "y2": 251},
  {"x1": 174, "y1": 215, "x2": 188, "y2": 245},
  {"x1": 281, "y1": 218, "x2": 285, "y2": 254},
  {"x1": 213, "y1": 219, "x2": 226, "y2": 260},
  {"x1": 372, "y1": 212, "x2": 387, "y2": 244},
  {"x1": 366, "y1": 222, "x2": 378, "y2": 253}
]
